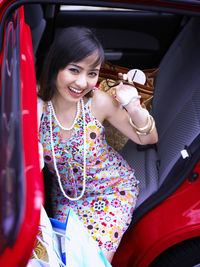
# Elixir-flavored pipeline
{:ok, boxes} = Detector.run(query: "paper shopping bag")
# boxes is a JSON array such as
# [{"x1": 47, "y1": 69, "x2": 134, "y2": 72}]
[
  {"x1": 62, "y1": 208, "x2": 112, "y2": 267},
  {"x1": 27, "y1": 206, "x2": 62, "y2": 267},
  {"x1": 28, "y1": 206, "x2": 111, "y2": 267}
]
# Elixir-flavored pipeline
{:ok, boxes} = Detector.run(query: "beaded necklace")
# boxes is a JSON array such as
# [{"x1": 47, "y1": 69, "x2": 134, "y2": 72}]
[
  {"x1": 48, "y1": 98, "x2": 86, "y2": 201},
  {"x1": 49, "y1": 100, "x2": 80, "y2": 131}
]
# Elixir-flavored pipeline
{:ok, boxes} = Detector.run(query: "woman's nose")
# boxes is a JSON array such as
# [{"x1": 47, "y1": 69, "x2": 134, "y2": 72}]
[{"x1": 75, "y1": 74, "x2": 87, "y2": 88}]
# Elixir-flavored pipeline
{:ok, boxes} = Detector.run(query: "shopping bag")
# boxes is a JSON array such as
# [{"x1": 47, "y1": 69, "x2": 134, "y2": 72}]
[
  {"x1": 27, "y1": 205, "x2": 62, "y2": 267},
  {"x1": 63, "y1": 208, "x2": 112, "y2": 267},
  {"x1": 28, "y1": 206, "x2": 112, "y2": 267}
]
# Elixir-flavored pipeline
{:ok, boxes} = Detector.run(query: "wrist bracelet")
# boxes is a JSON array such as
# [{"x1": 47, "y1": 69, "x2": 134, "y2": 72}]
[
  {"x1": 129, "y1": 115, "x2": 155, "y2": 135},
  {"x1": 120, "y1": 95, "x2": 141, "y2": 110},
  {"x1": 129, "y1": 114, "x2": 151, "y2": 131}
]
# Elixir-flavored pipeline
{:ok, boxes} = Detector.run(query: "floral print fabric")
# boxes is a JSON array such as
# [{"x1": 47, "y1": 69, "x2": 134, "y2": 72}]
[{"x1": 39, "y1": 97, "x2": 139, "y2": 252}]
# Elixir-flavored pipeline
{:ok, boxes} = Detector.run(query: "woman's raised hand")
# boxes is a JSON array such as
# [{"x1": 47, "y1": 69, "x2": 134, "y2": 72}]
[{"x1": 115, "y1": 73, "x2": 141, "y2": 107}]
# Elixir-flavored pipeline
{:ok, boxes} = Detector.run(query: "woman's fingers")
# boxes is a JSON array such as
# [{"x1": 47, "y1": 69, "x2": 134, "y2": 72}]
[
  {"x1": 115, "y1": 82, "x2": 139, "y2": 104},
  {"x1": 118, "y1": 72, "x2": 123, "y2": 79},
  {"x1": 118, "y1": 72, "x2": 134, "y2": 83},
  {"x1": 118, "y1": 73, "x2": 129, "y2": 81}
]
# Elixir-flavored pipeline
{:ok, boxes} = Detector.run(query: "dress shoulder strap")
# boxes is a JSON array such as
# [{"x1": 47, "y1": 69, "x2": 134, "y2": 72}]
[
  {"x1": 37, "y1": 97, "x2": 44, "y2": 131},
  {"x1": 37, "y1": 97, "x2": 45, "y2": 170},
  {"x1": 86, "y1": 97, "x2": 92, "y2": 107}
]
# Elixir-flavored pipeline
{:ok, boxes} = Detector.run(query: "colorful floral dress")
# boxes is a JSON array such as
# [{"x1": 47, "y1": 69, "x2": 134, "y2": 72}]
[{"x1": 39, "y1": 97, "x2": 139, "y2": 252}]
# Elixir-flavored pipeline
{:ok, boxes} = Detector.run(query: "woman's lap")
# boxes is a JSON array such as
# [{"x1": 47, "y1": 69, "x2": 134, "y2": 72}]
[{"x1": 53, "y1": 189, "x2": 138, "y2": 252}]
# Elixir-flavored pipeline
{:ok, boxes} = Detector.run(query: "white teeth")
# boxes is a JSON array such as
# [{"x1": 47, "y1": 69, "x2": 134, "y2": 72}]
[{"x1": 69, "y1": 87, "x2": 83, "y2": 94}]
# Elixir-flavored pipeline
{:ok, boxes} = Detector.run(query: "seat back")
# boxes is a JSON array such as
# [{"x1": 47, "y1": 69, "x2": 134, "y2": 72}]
[
  {"x1": 121, "y1": 17, "x2": 200, "y2": 214},
  {"x1": 24, "y1": 4, "x2": 46, "y2": 54},
  {"x1": 152, "y1": 17, "x2": 200, "y2": 186}
]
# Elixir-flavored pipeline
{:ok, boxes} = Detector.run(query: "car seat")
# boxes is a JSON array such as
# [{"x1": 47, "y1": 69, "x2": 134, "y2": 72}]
[
  {"x1": 121, "y1": 16, "x2": 200, "y2": 226},
  {"x1": 24, "y1": 4, "x2": 46, "y2": 55}
]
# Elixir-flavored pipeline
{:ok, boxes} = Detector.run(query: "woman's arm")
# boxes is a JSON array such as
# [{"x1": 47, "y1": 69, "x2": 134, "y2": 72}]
[{"x1": 92, "y1": 87, "x2": 158, "y2": 146}]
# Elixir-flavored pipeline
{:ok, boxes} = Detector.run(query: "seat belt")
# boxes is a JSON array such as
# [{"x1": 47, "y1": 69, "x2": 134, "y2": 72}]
[{"x1": 181, "y1": 133, "x2": 200, "y2": 160}]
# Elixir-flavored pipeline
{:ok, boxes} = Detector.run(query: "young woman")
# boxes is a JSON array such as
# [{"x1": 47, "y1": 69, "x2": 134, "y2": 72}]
[{"x1": 38, "y1": 26, "x2": 158, "y2": 263}]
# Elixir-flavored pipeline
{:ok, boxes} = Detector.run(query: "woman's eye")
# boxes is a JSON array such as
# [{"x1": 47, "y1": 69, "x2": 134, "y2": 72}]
[
  {"x1": 89, "y1": 72, "x2": 98, "y2": 77},
  {"x1": 69, "y1": 68, "x2": 79, "y2": 74}
]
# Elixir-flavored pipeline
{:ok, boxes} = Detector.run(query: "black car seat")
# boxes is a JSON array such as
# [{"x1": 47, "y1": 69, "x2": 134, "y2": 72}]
[
  {"x1": 121, "y1": 16, "x2": 200, "y2": 226},
  {"x1": 24, "y1": 4, "x2": 46, "y2": 55}
]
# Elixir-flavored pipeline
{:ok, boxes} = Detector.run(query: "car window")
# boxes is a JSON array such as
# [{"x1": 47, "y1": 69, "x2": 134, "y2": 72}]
[
  {"x1": 60, "y1": 5, "x2": 134, "y2": 11},
  {"x1": 0, "y1": 8, "x2": 24, "y2": 254},
  {"x1": 51, "y1": 4, "x2": 183, "y2": 70}
]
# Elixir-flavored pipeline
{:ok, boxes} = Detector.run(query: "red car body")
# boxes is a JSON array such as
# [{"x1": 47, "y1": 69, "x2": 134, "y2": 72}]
[
  {"x1": 0, "y1": 1, "x2": 200, "y2": 266},
  {"x1": 0, "y1": 5, "x2": 43, "y2": 267},
  {"x1": 113, "y1": 161, "x2": 200, "y2": 266}
]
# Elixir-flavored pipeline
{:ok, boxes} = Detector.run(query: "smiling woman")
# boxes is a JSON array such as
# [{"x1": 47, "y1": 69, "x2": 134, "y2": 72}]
[
  {"x1": 38, "y1": 27, "x2": 104, "y2": 101},
  {"x1": 37, "y1": 25, "x2": 158, "y2": 263},
  {"x1": 2, "y1": 1, "x2": 200, "y2": 267},
  {"x1": 54, "y1": 54, "x2": 100, "y2": 100}
]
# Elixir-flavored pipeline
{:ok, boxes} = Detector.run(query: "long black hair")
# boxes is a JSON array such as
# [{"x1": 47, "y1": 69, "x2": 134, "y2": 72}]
[{"x1": 38, "y1": 26, "x2": 104, "y2": 101}]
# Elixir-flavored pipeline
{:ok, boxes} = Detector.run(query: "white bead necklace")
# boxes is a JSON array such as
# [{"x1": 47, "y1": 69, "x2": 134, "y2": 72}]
[
  {"x1": 49, "y1": 100, "x2": 80, "y2": 131},
  {"x1": 48, "y1": 98, "x2": 86, "y2": 201}
]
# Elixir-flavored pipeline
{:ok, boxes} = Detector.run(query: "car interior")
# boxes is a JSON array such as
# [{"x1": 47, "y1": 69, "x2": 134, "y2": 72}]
[{"x1": 23, "y1": 1, "x2": 200, "y2": 258}]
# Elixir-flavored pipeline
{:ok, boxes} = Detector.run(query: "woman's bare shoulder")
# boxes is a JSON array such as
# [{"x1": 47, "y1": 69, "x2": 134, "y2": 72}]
[
  {"x1": 91, "y1": 89, "x2": 119, "y2": 121},
  {"x1": 92, "y1": 89, "x2": 117, "y2": 109}
]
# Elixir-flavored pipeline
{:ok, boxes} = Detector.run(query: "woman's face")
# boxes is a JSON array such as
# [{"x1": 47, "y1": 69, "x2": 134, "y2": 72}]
[{"x1": 55, "y1": 52, "x2": 101, "y2": 103}]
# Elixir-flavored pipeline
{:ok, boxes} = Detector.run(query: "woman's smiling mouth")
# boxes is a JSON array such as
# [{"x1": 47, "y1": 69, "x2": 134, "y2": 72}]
[{"x1": 68, "y1": 86, "x2": 85, "y2": 97}]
